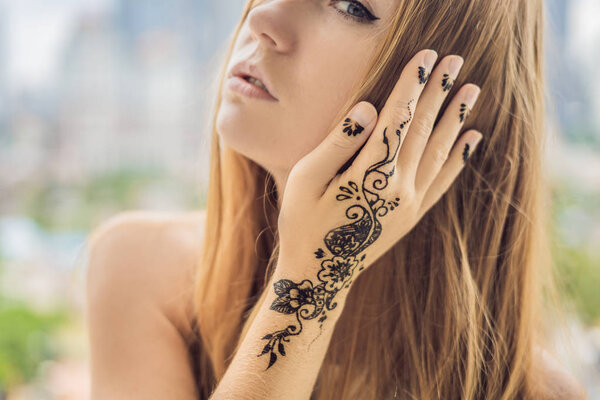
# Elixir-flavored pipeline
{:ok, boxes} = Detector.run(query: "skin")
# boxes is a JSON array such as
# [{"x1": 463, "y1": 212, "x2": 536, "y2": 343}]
[
  {"x1": 86, "y1": 0, "x2": 586, "y2": 398},
  {"x1": 86, "y1": 212, "x2": 585, "y2": 399},
  {"x1": 217, "y1": 0, "x2": 400, "y2": 208},
  {"x1": 219, "y1": 0, "x2": 483, "y2": 370}
]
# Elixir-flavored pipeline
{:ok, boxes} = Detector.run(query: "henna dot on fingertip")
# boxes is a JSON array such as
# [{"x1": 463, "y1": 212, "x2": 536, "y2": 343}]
[
  {"x1": 418, "y1": 66, "x2": 430, "y2": 84},
  {"x1": 442, "y1": 74, "x2": 454, "y2": 92}
]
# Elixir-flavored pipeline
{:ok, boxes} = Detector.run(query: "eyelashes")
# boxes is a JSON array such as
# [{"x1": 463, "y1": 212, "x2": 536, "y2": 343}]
[{"x1": 329, "y1": 0, "x2": 380, "y2": 24}]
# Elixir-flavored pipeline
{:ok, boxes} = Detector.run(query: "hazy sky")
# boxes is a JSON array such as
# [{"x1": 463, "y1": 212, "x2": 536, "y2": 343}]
[
  {"x1": 4, "y1": 0, "x2": 113, "y2": 90},
  {"x1": 3, "y1": 0, "x2": 599, "y2": 95}
]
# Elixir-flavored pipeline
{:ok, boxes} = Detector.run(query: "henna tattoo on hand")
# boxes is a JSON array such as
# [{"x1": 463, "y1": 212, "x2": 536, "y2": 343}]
[
  {"x1": 256, "y1": 100, "x2": 416, "y2": 370},
  {"x1": 418, "y1": 66, "x2": 430, "y2": 84},
  {"x1": 441, "y1": 73, "x2": 454, "y2": 92},
  {"x1": 343, "y1": 117, "x2": 365, "y2": 136},
  {"x1": 462, "y1": 143, "x2": 471, "y2": 163},
  {"x1": 459, "y1": 103, "x2": 471, "y2": 123}
]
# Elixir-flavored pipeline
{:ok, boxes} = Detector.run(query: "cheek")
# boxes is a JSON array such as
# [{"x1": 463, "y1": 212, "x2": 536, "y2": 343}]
[{"x1": 288, "y1": 39, "x2": 374, "y2": 155}]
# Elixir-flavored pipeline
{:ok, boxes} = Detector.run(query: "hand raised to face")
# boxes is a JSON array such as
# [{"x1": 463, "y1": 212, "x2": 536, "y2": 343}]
[{"x1": 258, "y1": 49, "x2": 482, "y2": 370}]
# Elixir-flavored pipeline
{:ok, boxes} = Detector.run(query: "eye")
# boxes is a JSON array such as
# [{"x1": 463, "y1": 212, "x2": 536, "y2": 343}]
[{"x1": 329, "y1": 0, "x2": 380, "y2": 24}]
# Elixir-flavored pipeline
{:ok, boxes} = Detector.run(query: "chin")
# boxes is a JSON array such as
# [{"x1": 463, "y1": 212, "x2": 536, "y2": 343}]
[{"x1": 216, "y1": 105, "x2": 279, "y2": 171}]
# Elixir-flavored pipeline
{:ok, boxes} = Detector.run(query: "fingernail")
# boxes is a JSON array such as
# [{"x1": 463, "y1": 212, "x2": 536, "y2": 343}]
[
  {"x1": 448, "y1": 56, "x2": 464, "y2": 78},
  {"x1": 346, "y1": 102, "x2": 376, "y2": 135},
  {"x1": 463, "y1": 134, "x2": 483, "y2": 163},
  {"x1": 464, "y1": 85, "x2": 481, "y2": 107},
  {"x1": 424, "y1": 50, "x2": 438, "y2": 70}
]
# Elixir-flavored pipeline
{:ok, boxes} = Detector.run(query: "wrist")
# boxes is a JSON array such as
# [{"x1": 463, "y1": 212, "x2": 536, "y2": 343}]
[{"x1": 268, "y1": 260, "x2": 351, "y2": 322}]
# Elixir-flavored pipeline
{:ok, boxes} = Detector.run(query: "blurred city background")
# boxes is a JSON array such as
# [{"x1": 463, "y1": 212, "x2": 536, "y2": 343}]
[{"x1": 0, "y1": 0, "x2": 598, "y2": 398}]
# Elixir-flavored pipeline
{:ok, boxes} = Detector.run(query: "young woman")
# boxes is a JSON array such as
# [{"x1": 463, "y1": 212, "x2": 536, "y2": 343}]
[{"x1": 86, "y1": 0, "x2": 587, "y2": 399}]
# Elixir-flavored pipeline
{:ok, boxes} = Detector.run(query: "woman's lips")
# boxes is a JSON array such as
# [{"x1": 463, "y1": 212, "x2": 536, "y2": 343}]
[{"x1": 226, "y1": 76, "x2": 279, "y2": 102}]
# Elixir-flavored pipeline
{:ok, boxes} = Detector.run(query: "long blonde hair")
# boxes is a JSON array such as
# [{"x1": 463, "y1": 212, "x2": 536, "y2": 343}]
[{"x1": 192, "y1": 0, "x2": 555, "y2": 398}]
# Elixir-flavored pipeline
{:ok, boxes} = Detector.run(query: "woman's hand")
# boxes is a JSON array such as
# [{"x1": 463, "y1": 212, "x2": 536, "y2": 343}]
[
  {"x1": 256, "y1": 49, "x2": 482, "y2": 370},
  {"x1": 279, "y1": 49, "x2": 481, "y2": 275}
]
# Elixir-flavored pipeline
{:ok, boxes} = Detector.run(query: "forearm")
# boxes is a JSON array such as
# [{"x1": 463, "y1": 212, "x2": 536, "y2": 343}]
[{"x1": 209, "y1": 266, "x2": 349, "y2": 400}]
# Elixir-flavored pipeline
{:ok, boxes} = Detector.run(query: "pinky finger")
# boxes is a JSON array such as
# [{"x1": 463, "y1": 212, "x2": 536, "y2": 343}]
[{"x1": 418, "y1": 129, "x2": 483, "y2": 215}]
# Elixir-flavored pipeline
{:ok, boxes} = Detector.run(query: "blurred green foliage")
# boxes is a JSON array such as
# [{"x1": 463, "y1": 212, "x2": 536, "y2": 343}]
[
  {"x1": 0, "y1": 296, "x2": 69, "y2": 391},
  {"x1": 0, "y1": 167, "x2": 598, "y2": 395},
  {"x1": 22, "y1": 168, "x2": 203, "y2": 231},
  {"x1": 554, "y1": 244, "x2": 600, "y2": 325},
  {"x1": 563, "y1": 125, "x2": 600, "y2": 151},
  {"x1": 550, "y1": 180, "x2": 600, "y2": 325}
]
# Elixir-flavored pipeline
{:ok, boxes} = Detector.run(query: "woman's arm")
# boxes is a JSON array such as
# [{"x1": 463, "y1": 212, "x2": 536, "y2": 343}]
[
  {"x1": 210, "y1": 49, "x2": 481, "y2": 400},
  {"x1": 209, "y1": 265, "x2": 349, "y2": 400},
  {"x1": 86, "y1": 211, "x2": 204, "y2": 399}
]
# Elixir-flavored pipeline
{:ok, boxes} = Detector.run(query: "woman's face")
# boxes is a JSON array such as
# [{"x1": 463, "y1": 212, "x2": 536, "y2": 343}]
[{"x1": 217, "y1": 0, "x2": 396, "y2": 181}]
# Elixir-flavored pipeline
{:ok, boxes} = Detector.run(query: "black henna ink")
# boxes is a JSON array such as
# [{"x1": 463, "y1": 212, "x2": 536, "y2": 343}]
[
  {"x1": 342, "y1": 117, "x2": 365, "y2": 136},
  {"x1": 462, "y1": 143, "x2": 471, "y2": 163},
  {"x1": 398, "y1": 98, "x2": 414, "y2": 130},
  {"x1": 418, "y1": 66, "x2": 430, "y2": 84},
  {"x1": 257, "y1": 100, "x2": 416, "y2": 370},
  {"x1": 459, "y1": 103, "x2": 471, "y2": 122},
  {"x1": 441, "y1": 73, "x2": 454, "y2": 92}
]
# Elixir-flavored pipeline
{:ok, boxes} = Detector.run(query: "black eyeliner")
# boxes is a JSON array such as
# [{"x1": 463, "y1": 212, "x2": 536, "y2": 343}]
[
  {"x1": 347, "y1": 0, "x2": 379, "y2": 20},
  {"x1": 330, "y1": 0, "x2": 380, "y2": 24}
]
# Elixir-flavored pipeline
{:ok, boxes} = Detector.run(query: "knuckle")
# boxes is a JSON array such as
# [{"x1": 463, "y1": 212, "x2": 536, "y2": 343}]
[
  {"x1": 331, "y1": 134, "x2": 356, "y2": 151},
  {"x1": 410, "y1": 117, "x2": 432, "y2": 139},
  {"x1": 290, "y1": 159, "x2": 310, "y2": 180},
  {"x1": 419, "y1": 110, "x2": 437, "y2": 131},
  {"x1": 395, "y1": 184, "x2": 415, "y2": 203},
  {"x1": 430, "y1": 145, "x2": 449, "y2": 164},
  {"x1": 392, "y1": 99, "x2": 413, "y2": 124}
]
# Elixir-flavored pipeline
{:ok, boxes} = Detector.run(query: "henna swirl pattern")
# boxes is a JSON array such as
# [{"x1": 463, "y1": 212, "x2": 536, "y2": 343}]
[{"x1": 257, "y1": 100, "x2": 415, "y2": 370}]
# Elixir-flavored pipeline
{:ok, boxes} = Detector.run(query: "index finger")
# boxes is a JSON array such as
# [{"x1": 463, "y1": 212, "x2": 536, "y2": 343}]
[{"x1": 350, "y1": 49, "x2": 438, "y2": 175}]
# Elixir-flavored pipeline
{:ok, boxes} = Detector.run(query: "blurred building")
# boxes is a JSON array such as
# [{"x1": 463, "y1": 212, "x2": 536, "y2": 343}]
[
  {"x1": 546, "y1": 0, "x2": 597, "y2": 141},
  {"x1": 0, "y1": 0, "x2": 246, "y2": 197},
  {"x1": 59, "y1": 0, "x2": 241, "y2": 179},
  {"x1": 0, "y1": 2, "x2": 7, "y2": 125},
  {"x1": 0, "y1": 0, "x2": 598, "y2": 200}
]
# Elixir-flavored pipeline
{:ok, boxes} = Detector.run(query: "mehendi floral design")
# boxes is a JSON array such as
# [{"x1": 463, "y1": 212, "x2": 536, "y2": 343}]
[
  {"x1": 442, "y1": 73, "x2": 454, "y2": 92},
  {"x1": 256, "y1": 100, "x2": 416, "y2": 370},
  {"x1": 462, "y1": 143, "x2": 471, "y2": 163},
  {"x1": 459, "y1": 103, "x2": 471, "y2": 122},
  {"x1": 418, "y1": 66, "x2": 430, "y2": 84},
  {"x1": 318, "y1": 255, "x2": 359, "y2": 291},
  {"x1": 342, "y1": 118, "x2": 365, "y2": 136}
]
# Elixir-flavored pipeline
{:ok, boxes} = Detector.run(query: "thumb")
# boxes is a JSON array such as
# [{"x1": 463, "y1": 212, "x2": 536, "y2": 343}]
[{"x1": 295, "y1": 101, "x2": 378, "y2": 196}]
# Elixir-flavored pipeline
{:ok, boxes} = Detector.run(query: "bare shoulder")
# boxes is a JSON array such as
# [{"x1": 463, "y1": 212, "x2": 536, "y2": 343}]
[
  {"x1": 532, "y1": 346, "x2": 587, "y2": 400},
  {"x1": 86, "y1": 209, "x2": 207, "y2": 340},
  {"x1": 86, "y1": 210, "x2": 207, "y2": 398}
]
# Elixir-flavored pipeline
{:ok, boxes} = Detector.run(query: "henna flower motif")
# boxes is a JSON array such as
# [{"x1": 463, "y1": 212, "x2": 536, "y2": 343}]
[
  {"x1": 325, "y1": 232, "x2": 360, "y2": 255},
  {"x1": 271, "y1": 279, "x2": 315, "y2": 314},
  {"x1": 288, "y1": 280, "x2": 314, "y2": 309},
  {"x1": 342, "y1": 118, "x2": 365, "y2": 136},
  {"x1": 318, "y1": 255, "x2": 359, "y2": 292}
]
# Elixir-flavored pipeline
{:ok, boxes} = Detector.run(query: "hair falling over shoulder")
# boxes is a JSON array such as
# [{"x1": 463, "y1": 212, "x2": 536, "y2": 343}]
[{"x1": 191, "y1": 0, "x2": 560, "y2": 398}]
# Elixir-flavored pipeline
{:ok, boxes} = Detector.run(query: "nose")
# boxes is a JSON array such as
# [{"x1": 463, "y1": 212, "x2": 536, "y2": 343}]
[{"x1": 247, "y1": 1, "x2": 295, "y2": 53}]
